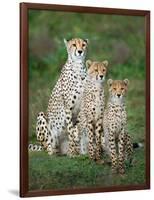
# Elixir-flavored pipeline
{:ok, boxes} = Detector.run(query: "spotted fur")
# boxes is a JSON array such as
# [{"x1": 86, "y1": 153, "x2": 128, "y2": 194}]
[
  {"x1": 102, "y1": 79, "x2": 133, "y2": 174},
  {"x1": 73, "y1": 60, "x2": 108, "y2": 161},
  {"x1": 28, "y1": 144, "x2": 43, "y2": 152},
  {"x1": 35, "y1": 112, "x2": 54, "y2": 155},
  {"x1": 36, "y1": 38, "x2": 88, "y2": 156}
]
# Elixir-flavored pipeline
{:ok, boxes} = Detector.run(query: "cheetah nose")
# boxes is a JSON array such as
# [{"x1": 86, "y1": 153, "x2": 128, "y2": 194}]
[
  {"x1": 78, "y1": 50, "x2": 82, "y2": 54},
  {"x1": 117, "y1": 94, "x2": 121, "y2": 98},
  {"x1": 100, "y1": 75, "x2": 103, "y2": 79}
]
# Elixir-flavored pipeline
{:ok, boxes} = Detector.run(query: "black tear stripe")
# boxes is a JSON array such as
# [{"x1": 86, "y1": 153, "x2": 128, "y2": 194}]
[{"x1": 75, "y1": 46, "x2": 77, "y2": 56}]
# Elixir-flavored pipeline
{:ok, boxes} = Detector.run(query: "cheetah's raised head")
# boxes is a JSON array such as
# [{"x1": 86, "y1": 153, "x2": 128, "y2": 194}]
[
  {"x1": 86, "y1": 60, "x2": 108, "y2": 83},
  {"x1": 107, "y1": 79, "x2": 129, "y2": 100},
  {"x1": 64, "y1": 38, "x2": 88, "y2": 61}
]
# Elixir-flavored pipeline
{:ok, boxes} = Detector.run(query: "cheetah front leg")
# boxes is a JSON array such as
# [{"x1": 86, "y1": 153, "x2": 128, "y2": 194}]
[
  {"x1": 66, "y1": 109, "x2": 78, "y2": 157},
  {"x1": 125, "y1": 133, "x2": 133, "y2": 165},
  {"x1": 95, "y1": 119, "x2": 104, "y2": 164},
  {"x1": 73, "y1": 125, "x2": 80, "y2": 154},
  {"x1": 118, "y1": 130, "x2": 125, "y2": 174},
  {"x1": 87, "y1": 122, "x2": 95, "y2": 160},
  {"x1": 109, "y1": 128, "x2": 118, "y2": 173}
]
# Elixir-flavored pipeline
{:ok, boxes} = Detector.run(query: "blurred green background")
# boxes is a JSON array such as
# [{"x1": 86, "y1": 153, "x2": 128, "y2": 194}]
[{"x1": 28, "y1": 10, "x2": 146, "y2": 191}]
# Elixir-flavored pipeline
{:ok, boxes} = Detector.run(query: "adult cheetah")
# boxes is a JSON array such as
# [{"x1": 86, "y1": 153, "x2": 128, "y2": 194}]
[{"x1": 36, "y1": 38, "x2": 88, "y2": 155}]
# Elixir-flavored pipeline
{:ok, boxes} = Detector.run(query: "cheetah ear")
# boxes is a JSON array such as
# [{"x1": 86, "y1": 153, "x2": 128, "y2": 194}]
[
  {"x1": 86, "y1": 60, "x2": 92, "y2": 68},
  {"x1": 107, "y1": 79, "x2": 113, "y2": 87},
  {"x1": 64, "y1": 38, "x2": 68, "y2": 47},
  {"x1": 123, "y1": 79, "x2": 129, "y2": 86},
  {"x1": 102, "y1": 60, "x2": 109, "y2": 67},
  {"x1": 84, "y1": 39, "x2": 89, "y2": 44}
]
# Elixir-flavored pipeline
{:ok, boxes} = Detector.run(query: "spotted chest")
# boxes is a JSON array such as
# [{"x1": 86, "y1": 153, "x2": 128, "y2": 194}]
[
  {"x1": 76, "y1": 78, "x2": 105, "y2": 157},
  {"x1": 107, "y1": 103, "x2": 127, "y2": 134},
  {"x1": 102, "y1": 102, "x2": 127, "y2": 156},
  {"x1": 46, "y1": 61, "x2": 86, "y2": 131},
  {"x1": 81, "y1": 79, "x2": 105, "y2": 122},
  {"x1": 62, "y1": 62, "x2": 86, "y2": 116}
]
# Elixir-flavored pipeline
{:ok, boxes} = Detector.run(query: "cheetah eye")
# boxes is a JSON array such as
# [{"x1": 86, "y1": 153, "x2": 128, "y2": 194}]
[
  {"x1": 121, "y1": 87, "x2": 124, "y2": 90},
  {"x1": 95, "y1": 69, "x2": 98, "y2": 72},
  {"x1": 103, "y1": 69, "x2": 105, "y2": 72},
  {"x1": 82, "y1": 43, "x2": 86, "y2": 47},
  {"x1": 113, "y1": 88, "x2": 116, "y2": 90},
  {"x1": 72, "y1": 44, "x2": 76, "y2": 47}
]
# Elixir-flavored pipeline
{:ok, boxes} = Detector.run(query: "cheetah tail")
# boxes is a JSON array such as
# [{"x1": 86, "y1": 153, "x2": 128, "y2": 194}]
[
  {"x1": 133, "y1": 142, "x2": 143, "y2": 149},
  {"x1": 28, "y1": 144, "x2": 44, "y2": 152}
]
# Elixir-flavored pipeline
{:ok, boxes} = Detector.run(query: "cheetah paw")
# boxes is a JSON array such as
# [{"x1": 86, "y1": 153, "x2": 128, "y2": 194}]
[
  {"x1": 119, "y1": 168, "x2": 125, "y2": 174},
  {"x1": 96, "y1": 159, "x2": 104, "y2": 165}
]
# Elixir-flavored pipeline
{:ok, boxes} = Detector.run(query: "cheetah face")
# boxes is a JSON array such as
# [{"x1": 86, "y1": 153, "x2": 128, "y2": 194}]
[
  {"x1": 64, "y1": 38, "x2": 88, "y2": 61},
  {"x1": 86, "y1": 60, "x2": 108, "y2": 83},
  {"x1": 107, "y1": 79, "x2": 129, "y2": 101}
]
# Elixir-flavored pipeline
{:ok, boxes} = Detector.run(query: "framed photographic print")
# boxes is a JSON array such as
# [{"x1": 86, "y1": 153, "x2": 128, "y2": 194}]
[{"x1": 20, "y1": 2, "x2": 150, "y2": 197}]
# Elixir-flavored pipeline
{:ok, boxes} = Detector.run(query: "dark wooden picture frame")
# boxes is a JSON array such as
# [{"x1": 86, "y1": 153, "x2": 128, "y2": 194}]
[{"x1": 20, "y1": 2, "x2": 150, "y2": 197}]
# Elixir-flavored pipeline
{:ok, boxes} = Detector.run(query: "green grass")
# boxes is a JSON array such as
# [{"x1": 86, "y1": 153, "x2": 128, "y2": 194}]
[
  {"x1": 29, "y1": 79, "x2": 146, "y2": 191},
  {"x1": 29, "y1": 148, "x2": 145, "y2": 191},
  {"x1": 28, "y1": 10, "x2": 146, "y2": 191}
]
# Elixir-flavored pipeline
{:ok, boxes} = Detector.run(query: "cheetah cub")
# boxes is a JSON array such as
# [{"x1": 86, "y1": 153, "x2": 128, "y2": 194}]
[
  {"x1": 74, "y1": 59, "x2": 108, "y2": 162},
  {"x1": 102, "y1": 79, "x2": 133, "y2": 174}
]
